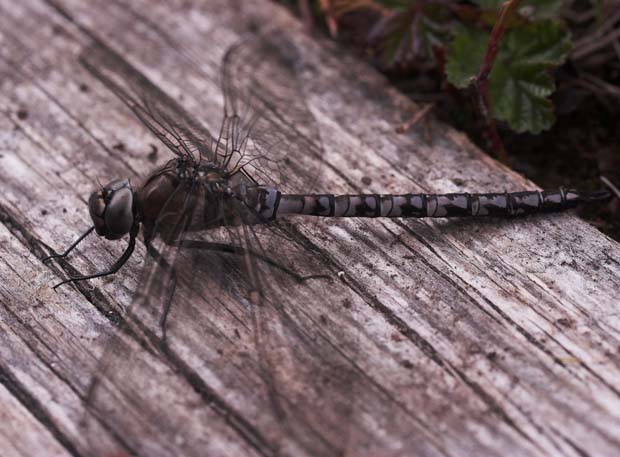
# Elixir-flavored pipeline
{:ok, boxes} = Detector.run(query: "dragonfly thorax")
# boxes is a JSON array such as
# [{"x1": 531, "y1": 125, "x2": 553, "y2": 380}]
[
  {"x1": 88, "y1": 179, "x2": 135, "y2": 240},
  {"x1": 176, "y1": 159, "x2": 229, "y2": 187},
  {"x1": 200, "y1": 166, "x2": 228, "y2": 190}
]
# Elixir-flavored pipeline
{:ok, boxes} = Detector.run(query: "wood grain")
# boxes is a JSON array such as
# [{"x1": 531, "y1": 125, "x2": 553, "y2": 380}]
[{"x1": 0, "y1": 0, "x2": 619, "y2": 456}]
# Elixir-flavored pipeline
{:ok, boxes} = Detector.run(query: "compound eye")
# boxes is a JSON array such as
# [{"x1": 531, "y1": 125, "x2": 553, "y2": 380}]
[
  {"x1": 104, "y1": 187, "x2": 134, "y2": 240},
  {"x1": 88, "y1": 191, "x2": 107, "y2": 236},
  {"x1": 88, "y1": 179, "x2": 134, "y2": 240}
]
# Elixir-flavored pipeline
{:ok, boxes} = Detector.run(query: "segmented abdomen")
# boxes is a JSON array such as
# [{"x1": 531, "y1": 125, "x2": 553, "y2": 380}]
[{"x1": 256, "y1": 188, "x2": 610, "y2": 220}]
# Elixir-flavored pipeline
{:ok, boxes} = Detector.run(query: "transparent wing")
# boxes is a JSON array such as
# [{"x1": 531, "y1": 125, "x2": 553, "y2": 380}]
[
  {"x1": 80, "y1": 40, "x2": 215, "y2": 164},
  {"x1": 219, "y1": 32, "x2": 324, "y2": 193},
  {"x1": 83, "y1": 200, "x2": 364, "y2": 456},
  {"x1": 81, "y1": 35, "x2": 367, "y2": 456}
]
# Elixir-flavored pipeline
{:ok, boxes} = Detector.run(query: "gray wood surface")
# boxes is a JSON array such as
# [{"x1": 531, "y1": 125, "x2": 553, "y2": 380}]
[{"x1": 1, "y1": 0, "x2": 619, "y2": 456}]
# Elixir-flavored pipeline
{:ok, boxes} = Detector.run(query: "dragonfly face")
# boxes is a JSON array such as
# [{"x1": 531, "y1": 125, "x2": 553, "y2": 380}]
[{"x1": 88, "y1": 179, "x2": 136, "y2": 240}]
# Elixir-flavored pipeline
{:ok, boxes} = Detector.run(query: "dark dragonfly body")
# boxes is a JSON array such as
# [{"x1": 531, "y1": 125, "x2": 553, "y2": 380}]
[
  {"x1": 90, "y1": 160, "x2": 612, "y2": 254},
  {"x1": 44, "y1": 34, "x2": 612, "y2": 289},
  {"x1": 260, "y1": 187, "x2": 610, "y2": 219}
]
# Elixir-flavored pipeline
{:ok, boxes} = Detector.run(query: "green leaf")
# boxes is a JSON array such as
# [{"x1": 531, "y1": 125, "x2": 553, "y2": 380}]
[
  {"x1": 367, "y1": 6, "x2": 449, "y2": 68},
  {"x1": 501, "y1": 19, "x2": 571, "y2": 66},
  {"x1": 445, "y1": 25, "x2": 487, "y2": 88},
  {"x1": 488, "y1": 20, "x2": 571, "y2": 133},
  {"x1": 445, "y1": 20, "x2": 571, "y2": 133},
  {"x1": 488, "y1": 61, "x2": 556, "y2": 133}
]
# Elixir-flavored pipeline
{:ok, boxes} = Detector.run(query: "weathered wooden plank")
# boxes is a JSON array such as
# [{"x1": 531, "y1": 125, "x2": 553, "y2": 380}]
[
  {"x1": 0, "y1": 382, "x2": 70, "y2": 457},
  {"x1": 0, "y1": 0, "x2": 619, "y2": 456},
  {"x1": 0, "y1": 207, "x2": 264, "y2": 457}
]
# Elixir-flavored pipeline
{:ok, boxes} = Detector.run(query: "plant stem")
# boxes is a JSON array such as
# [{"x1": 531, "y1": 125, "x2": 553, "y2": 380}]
[{"x1": 476, "y1": 0, "x2": 521, "y2": 162}]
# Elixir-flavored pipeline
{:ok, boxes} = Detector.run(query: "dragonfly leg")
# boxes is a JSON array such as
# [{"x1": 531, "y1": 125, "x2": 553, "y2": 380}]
[
  {"x1": 51, "y1": 227, "x2": 137, "y2": 289},
  {"x1": 43, "y1": 226, "x2": 95, "y2": 262},
  {"x1": 172, "y1": 239, "x2": 330, "y2": 283}
]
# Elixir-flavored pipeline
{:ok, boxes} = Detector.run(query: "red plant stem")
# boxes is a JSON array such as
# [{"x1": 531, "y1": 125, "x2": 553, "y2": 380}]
[
  {"x1": 476, "y1": 0, "x2": 521, "y2": 162},
  {"x1": 395, "y1": 103, "x2": 435, "y2": 134},
  {"x1": 319, "y1": 0, "x2": 338, "y2": 37}
]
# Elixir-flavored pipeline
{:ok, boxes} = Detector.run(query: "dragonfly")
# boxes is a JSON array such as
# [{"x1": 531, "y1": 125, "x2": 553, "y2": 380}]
[
  {"x1": 44, "y1": 36, "x2": 614, "y2": 292},
  {"x1": 42, "y1": 32, "x2": 614, "y2": 456}
]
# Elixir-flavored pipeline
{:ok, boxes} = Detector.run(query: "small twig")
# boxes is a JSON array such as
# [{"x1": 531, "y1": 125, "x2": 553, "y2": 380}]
[
  {"x1": 571, "y1": 8, "x2": 620, "y2": 49},
  {"x1": 577, "y1": 48, "x2": 619, "y2": 68},
  {"x1": 601, "y1": 176, "x2": 620, "y2": 200},
  {"x1": 475, "y1": 0, "x2": 520, "y2": 162},
  {"x1": 572, "y1": 23, "x2": 620, "y2": 61},
  {"x1": 395, "y1": 103, "x2": 435, "y2": 133},
  {"x1": 561, "y1": 7, "x2": 597, "y2": 25},
  {"x1": 580, "y1": 73, "x2": 620, "y2": 98},
  {"x1": 571, "y1": 77, "x2": 616, "y2": 111}
]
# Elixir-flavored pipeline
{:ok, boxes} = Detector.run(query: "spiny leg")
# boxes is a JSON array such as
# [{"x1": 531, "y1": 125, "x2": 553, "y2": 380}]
[
  {"x1": 51, "y1": 227, "x2": 138, "y2": 289},
  {"x1": 42, "y1": 226, "x2": 95, "y2": 262}
]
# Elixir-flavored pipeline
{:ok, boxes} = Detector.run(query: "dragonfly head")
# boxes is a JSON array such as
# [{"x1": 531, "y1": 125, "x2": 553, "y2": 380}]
[{"x1": 89, "y1": 179, "x2": 136, "y2": 240}]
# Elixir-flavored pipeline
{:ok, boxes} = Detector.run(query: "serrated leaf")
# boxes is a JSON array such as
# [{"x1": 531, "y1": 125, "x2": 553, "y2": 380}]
[
  {"x1": 367, "y1": 5, "x2": 449, "y2": 68},
  {"x1": 488, "y1": 63, "x2": 555, "y2": 133},
  {"x1": 445, "y1": 20, "x2": 571, "y2": 133},
  {"x1": 488, "y1": 20, "x2": 571, "y2": 133},
  {"x1": 502, "y1": 19, "x2": 571, "y2": 66},
  {"x1": 445, "y1": 25, "x2": 487, "y2": 88}
]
